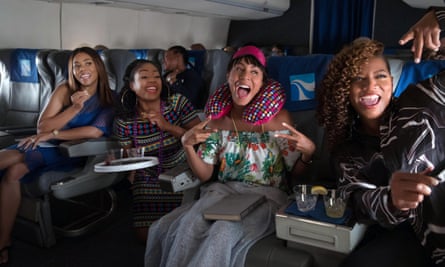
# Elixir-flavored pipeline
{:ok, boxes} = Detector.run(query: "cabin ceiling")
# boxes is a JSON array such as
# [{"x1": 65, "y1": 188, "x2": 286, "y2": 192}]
[
  {"x1": 31, "y1": 0, "x2": 290, "y2": 20},
  {"x1": 402, "y1": 0, "x2": 445, "y2": 9}
]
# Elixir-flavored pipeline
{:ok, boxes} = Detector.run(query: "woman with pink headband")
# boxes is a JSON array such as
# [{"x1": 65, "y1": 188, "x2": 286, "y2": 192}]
[{"x1": 145, "y1": 45, "x2": 315, "y2": 267}]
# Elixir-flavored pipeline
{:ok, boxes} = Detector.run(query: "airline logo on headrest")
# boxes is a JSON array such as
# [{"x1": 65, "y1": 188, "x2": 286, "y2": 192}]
[
  {"x1": 188, "y1": 57, "x2": 196, "y2": 68},
  {"x1": 289, "y1": 73, "x2": 315, "y2": 102},
  {"x1": 20, "y1": 59, "x2": 32, "y2": 77}
]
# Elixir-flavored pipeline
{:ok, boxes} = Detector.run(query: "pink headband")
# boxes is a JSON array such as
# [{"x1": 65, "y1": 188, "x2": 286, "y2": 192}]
[{"x1": 232, "y1": 45, "x2": 266, "y2": 67}]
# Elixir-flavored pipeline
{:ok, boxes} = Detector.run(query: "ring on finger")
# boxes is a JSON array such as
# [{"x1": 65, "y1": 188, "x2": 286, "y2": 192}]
[{"x1": 30, "y1": 138, "x2": 36, "y2": 143}]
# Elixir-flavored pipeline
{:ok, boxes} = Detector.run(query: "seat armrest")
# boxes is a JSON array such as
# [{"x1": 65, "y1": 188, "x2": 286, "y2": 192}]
[
  {"x1": 59, "y1": 137, "x2": 120, "y2": 157},
  {"x1": 0, "y1": 131, "x2": 16, "y2": 148},
  {"x1": 0, "y1": 128, "x2": 38, "y2": 149},
  {"x1": 0, "y1": 125, "x2": 36, "y2": 133}
]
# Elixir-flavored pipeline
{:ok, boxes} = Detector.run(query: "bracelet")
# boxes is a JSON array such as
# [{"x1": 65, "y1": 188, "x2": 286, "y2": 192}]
[
  {"x1": 52, "y1": 129, "x2": 59, "y2": 137},
  {"x1": 298, "y1": 154, "x2": 312, "y2": 165}
]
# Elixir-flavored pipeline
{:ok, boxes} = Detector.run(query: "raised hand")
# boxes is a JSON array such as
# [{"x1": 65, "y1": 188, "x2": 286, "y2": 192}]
[
  {"x1": 141, "y1": 111, "x2": 168, "y2": 129},
  {"x1": 399, "y1": 10, "x2": 441, "y2": 63},
  {"x1": 274, "y1": 122, "x2": 315, "y2": 162},
  {"x1": 70, "y1": 90, "x2": 90, "y2": 110},
  {"x1": 181, "y1": 117, "x2": 217, "y2": 148}
]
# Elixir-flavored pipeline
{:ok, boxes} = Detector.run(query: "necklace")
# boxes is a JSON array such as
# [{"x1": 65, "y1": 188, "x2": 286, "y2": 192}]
[
  {"x1": 133, "y1": 101, "x2": 165, "y2": 182},
  {"x1": 231, "y1": 114, "x2": 265, "y2": 136},
  {"x1": 231, "y1": 115, "x2": 242, "y2": 146},
  {"x1": 231, "y1": 115, "x2": 239, "y2": 134}
]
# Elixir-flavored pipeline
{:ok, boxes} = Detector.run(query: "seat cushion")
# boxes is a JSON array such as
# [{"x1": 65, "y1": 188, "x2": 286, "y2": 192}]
[{"x1": 245, "y1": 234, "x2": 313, "y2": 267}]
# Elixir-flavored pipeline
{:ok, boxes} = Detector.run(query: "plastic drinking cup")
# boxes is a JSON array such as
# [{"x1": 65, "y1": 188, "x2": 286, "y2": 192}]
[
  {"x1": 323, "y1": 189, "x2": 347, "y2": 218},
  {"x1": 294, "y1": 184, "x2": 318, "y2": 212}
]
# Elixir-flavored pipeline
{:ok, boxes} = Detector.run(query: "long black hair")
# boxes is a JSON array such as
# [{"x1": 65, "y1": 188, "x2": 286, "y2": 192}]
[
  {"x1": 67, "y1": 46, "x2": 115, "y2": 107},
  {"x1": 118, "y1": 59, "x2": 170, "y2": 118}
]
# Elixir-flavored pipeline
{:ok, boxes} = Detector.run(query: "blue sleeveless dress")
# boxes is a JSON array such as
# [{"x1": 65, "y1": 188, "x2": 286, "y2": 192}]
[{"x1": 2, "y1": 93, "x2": 114, "y2": 183}]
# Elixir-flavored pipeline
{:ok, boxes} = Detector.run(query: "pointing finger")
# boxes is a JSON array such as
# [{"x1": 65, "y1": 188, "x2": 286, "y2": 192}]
[
  {"x1": 196, "y1": 117, "x2": 212, "y2": 130},
  {"x1": 281, "y1": 122, "x2": 302, "y2": 136},
  {"x1": 399, "y1": 30, "x2": 415, "y2": 46}
]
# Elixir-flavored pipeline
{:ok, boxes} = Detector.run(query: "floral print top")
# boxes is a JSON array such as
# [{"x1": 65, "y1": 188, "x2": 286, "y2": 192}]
[{"x1": 198, "y1": 130, "x2": 300, "y2": 189}]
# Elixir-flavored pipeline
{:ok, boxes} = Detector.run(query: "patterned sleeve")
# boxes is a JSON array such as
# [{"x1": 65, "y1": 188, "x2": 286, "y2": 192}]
[
  {"x1": 332, "y1": 147, "x2": 413, "y2": 227},
  {"x1": 90, "y1": 107, "x2": 114, "y2": 136},
  {"x1": 171, "y1": 93, "x2": 199, "y2": 125},
  {"x1": 432, "y1": 7, "x2": 445, "y2": 30},
  {"x1": 112, "y1": 117, "x2": 132, "y2": 148}
]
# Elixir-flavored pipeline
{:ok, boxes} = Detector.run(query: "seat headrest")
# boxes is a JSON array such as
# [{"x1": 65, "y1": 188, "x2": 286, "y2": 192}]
[
  {"x1": 187, "y1": 50, "x2": 206, "y2": 76},
  {"x1": 267, "y1": 54, "x2": 333, "y2": 111},
  {"x1": 11, "y1": 49, "x2": 39, "y2": 83},
  {"x1": 129, "y1": 49, "x2": 148, "y2": 60}
]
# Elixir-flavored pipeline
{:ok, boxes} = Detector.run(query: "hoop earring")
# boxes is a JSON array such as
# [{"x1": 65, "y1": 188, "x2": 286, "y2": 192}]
[{"x1": 120, "y1": 90, "x2": 130, "y2": 106}]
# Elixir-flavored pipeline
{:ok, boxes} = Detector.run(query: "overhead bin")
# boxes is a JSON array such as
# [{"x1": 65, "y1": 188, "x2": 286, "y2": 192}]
[
  {"x1": 36, "y1": 0, "x2": 290, "y2": 19},
  {"x1": 402, "y1": 0, "x2": 444, "y2": 9}
]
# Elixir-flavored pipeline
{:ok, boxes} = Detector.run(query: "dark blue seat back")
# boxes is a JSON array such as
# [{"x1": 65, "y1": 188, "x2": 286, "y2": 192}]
[
  {"x1": 187, "y1": 50, "x2": 206, "y2": 77},
  {"x1": 129, "y1": 48, "x2": 164, "y2": 70},
  {"x1": 393, "y1": 60, "x2": 445, "y2": 97},
  {"x1": 267, "y1": 54, "x2": 333, "y2": 112}
]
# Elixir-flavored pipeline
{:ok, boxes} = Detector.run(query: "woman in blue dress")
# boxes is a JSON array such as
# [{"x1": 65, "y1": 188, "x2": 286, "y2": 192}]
[{"x1": 0, "y1": 47, "x2": 115, "y2": 264}]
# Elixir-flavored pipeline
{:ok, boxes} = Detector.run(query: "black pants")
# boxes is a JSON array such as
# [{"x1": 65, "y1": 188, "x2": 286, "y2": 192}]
[{"x1": 340, "y1": 222, "x2": 431, "y2": 267}]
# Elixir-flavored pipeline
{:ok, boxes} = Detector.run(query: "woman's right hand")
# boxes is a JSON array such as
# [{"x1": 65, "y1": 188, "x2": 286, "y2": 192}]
[
  {"x1": 181, "y1": 117, "x2": 216, "y2": 148},
  {"x1": 390, "y1": 169, "x2": 439, "y2": 211},
  {"x1": 70, "y1": 90, "x2": 89, "y2": 110}
]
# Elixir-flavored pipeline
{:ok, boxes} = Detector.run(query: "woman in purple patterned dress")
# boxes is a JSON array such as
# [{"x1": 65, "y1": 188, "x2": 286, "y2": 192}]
[{"x1": 113, "y1": 59, "x2": 200, "y2": 243}]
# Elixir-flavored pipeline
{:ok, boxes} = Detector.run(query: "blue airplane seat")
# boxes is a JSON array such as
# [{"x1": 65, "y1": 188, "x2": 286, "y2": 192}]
[
  {"x1": 129, "y1": 48, "x2": 165, "y2": 70},
  {"x1": 393, "y1": 59, "x2": 445, "y2": 97},
  {"x1": 46, "y1": 50, "x2": 71, "y2": 90},
  {"x1": 267, "y1": 54, "x2": 333, "y2": 112},
  {"x1": 101, "y1": 49, "x2": 136, "y2": 92},
  {"x1": 129, "y1": 48, "x2": 148, "y2": 60},
  {"x1": 202, "y1": 49, "x2": 232, "y2": 104},
  {"x1": 147, "y1": 48, "x2": 164, "y2": 68},
  {"x1": 0, "y1": 49, "x2": 54, "y2": 147},
  {"x1": 187, "y1": 49, "x2": 206, "y2": 77},
  {"x1": 11, "y1": 49, "x2": 123, "y2": 248}
]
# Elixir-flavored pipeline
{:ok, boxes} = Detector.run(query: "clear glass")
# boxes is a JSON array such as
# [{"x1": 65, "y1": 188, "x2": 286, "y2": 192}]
[
  {"x1": 293, "y1": 184, "x2": 318, "y2": 212},
  {"x1": 105, "y1": 147, "x2": 145, "y2": 165},
  {"x1": 323, "y1": 189, "x2": 347, "y2": 218}
]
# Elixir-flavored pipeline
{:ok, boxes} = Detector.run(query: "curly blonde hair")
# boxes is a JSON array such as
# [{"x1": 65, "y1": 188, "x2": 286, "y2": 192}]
[{"x1": 316, "y1": 38, "x2": 387, "y2": 150}]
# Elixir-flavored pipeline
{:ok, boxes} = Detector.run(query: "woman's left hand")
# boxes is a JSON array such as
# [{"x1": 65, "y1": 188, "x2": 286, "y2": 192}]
[
  {"x1": 275, "y1": 122, "x2": 316, "y2": 162},
  {"x1": 399, "y1": 9, "x2": 441, "y2": 63},
  {"x1": 18, "y1": 132, "x2": 53, "y2": 150},
  {"x1": 181, "y1": 117, "x2": 216, "y2": 148}
]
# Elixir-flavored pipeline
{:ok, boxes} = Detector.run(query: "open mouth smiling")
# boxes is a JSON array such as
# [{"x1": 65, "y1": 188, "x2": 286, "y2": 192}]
[
  {"x1": 236, "y1": 84, "x2": 251, "y2": 99},
  {"x1": 359, "y1": 94, "x2": 380, "y2": 107},
  {"x1": 144, "y1": 86, "x2": 157, "y2": 93}
]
